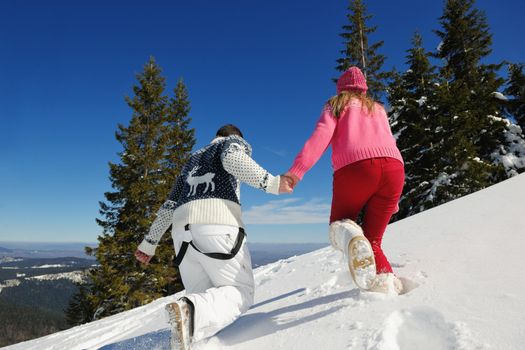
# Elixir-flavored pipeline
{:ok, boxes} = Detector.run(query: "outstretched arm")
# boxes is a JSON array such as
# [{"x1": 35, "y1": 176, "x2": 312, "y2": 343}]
[
  {"x1": 288, "y1": 106, "x2": 337, "y2": 180},
  {"x1": 221, "y1": 141, "x2": 290, "y2": 195}
]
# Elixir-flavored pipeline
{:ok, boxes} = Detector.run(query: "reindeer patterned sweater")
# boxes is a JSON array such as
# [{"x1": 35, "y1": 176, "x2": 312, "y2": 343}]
[{"x1": 137, "y1": 135, "x2": 281, "y2": 256}]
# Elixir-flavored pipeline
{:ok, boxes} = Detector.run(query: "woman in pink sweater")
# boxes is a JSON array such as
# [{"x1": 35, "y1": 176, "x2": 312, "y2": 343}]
[{"x1": 286, "y1": 67, "x2": 405, "y2": 294}]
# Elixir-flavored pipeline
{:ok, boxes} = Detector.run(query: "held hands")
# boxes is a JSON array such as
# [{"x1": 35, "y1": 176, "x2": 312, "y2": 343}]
[
  {"x1": 279, "y1": 175, "x2": 294, "y2": 194},
  {"x1": 135, "y1": 249, "x2": 152, "y2": 265},
  {"x1": 284, "y1": 172, "x2": 300, "y2": 187},
  {"x1": 279, "y1": 172, "x2": 301, "y2": 194}
]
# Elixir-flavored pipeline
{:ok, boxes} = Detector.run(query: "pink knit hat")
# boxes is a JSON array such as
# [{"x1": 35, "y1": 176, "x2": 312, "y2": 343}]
[{"x1": 336, "y1": 66, "x2": 368, "y2": 94}]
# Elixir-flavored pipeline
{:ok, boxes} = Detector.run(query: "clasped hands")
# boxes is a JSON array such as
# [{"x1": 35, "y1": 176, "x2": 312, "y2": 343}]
[{"x1": 279, "y1": 172, "x2": 300, "y2": 194}]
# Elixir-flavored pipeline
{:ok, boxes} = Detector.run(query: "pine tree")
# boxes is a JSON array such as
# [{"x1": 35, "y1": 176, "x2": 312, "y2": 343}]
[
  {"x1": 388, "y1": 32, "x2": 442, "y2": 217},
  {"x1": 167, "y1": 79, "x2": 195, "y2": 172},
  {"x1": 504, "y1": 63, "x2": 525, "y2": 130},
  {"x1": 336, "y1": 0, "x2": 389, "y2": 99},
  {"x1": 65, "y1": 283, "x2": 94, "y2": 326},
  {"x1": 427, "y1": 0, "x2": 519, "y2": 202},
  {"x1": 494, "y1": 62, "x2": 525, "y2": 176},
  {"x1": 68, "y1": 57, "x2": 195, "y2": 323}
]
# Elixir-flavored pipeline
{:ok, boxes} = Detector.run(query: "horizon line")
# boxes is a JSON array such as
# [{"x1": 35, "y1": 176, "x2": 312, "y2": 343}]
[{"x1": 0, "y1": 241, "x2": 328, "y2": 246}]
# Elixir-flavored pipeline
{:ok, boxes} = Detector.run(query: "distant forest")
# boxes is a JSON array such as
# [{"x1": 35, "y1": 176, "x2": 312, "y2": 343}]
[{"x1": 0, "y1": 278, "x2": 80, "y2": 347}]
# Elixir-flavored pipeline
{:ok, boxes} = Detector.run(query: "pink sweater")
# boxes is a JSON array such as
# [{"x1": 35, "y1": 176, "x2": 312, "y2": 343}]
[{"x1": 289, "y1": 99, "x2": 403, "y2": 179}]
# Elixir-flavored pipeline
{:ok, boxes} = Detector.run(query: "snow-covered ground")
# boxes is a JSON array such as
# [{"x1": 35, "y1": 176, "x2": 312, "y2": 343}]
[
  {"x1": 25, "y1": 271, "x2": 85, "y2": 283},
  {"x1": 4, "y1": 174, "x2": 525, "y2": 350},
  {"x1": 30, "y1": 264, "x2": 69, "y2": 269}
]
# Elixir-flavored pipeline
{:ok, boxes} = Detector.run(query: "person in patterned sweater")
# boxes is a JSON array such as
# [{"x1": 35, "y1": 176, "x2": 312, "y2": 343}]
[{"x1": 135, "y1": 124, "x2": 293, "y2": 349}]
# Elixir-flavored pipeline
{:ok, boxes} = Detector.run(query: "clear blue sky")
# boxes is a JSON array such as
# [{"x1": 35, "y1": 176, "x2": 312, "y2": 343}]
[{"x1": 1, "y1": 0, "x2": 524, "y2": 244}]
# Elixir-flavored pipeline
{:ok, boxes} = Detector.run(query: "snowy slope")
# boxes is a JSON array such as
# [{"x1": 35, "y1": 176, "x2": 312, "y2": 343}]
[{"x1": 4, "y1": 174, "x2": 525, "y2": 350}]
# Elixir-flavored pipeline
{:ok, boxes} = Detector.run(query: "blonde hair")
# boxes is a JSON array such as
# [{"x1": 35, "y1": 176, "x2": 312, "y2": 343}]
[{"x1": 327, "y1": 90, "x2": 376, "y2": 118}]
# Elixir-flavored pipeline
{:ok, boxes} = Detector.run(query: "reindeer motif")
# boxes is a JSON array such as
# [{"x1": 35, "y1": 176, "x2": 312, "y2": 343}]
[{"x1": 186, "y1": 166, "x2": 216, "y2": 197}]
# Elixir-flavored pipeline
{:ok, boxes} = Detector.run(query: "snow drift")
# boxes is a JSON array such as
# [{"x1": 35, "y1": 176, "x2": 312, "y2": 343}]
[{"x1": 4, "y1": 174, "x2": 525, "y2": 350}]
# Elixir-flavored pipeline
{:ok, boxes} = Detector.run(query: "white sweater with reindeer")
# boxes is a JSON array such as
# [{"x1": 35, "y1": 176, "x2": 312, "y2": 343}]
[{"x1": 137, "y1": 135, "x2": 280, "y2": 256}]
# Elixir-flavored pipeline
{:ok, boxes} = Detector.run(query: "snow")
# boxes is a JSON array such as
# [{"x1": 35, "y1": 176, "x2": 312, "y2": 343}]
[
  {"x1": 415, "y1": 96, "x2": 427, "y2": 106},
  {"x1": 425, "y1": 172, "x2": 455, "y2": 203},
  {"x1": 488, "y1": 115, "x2": 525, "y2": 176},
  {"x1": 31, "y1": 264, "x2": 68, "y2": 269},
  {"x1": 4, "y1": 174, "x2": 525, "y2": 350},
  {"x1": 491, "y1": 92, "x2": 508, "y2": 101},
  {"x1": 0, "y1": 279, "x2": 21, "y2": 293},
  {"x1": 392, "y1": 126, "x2": 407, "y2": 140},
  {"x1": 472, "y1": 157, "x2": 483, "y2": 163},
  {"x1": 0, "y1": 257, "x2": 23, "y2": 263},
  {"x1": 26, "y1": 271, "x2": 86, "y2": 284}
]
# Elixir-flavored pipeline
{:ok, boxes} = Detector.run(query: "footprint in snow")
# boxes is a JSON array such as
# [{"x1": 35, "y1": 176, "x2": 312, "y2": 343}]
[
  {"x1": 255, "y1": 262, "x2": 283, "y2": 276},
  {"x1": 398, "y1": 277, "x2": 419, "y2": 295},
  {"x1": 256, "y1": 277, "x2": 271, "y2": 286},
  {"x1": 391, "y1": 262, "x2": 407, "y2": 268},
  {"x1": 367, "y1": 307, "x2": 483, "y2": 350},
  {"x1": 416, "y1": 270, "x2": 428, "y2": 279}
]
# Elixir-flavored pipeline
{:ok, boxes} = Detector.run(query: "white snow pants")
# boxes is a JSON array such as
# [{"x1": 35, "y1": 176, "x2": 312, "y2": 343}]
[{"x1": 171, "y1": 224, "x2": 255, "y2": 342}]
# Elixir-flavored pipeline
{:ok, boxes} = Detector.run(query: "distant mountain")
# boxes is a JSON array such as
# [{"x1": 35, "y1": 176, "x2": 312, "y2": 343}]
[
  {"x1": 0, "y1": 257, "x2": 93, "y2": 347},
  {"x1": 0, "y1": 242, "x2": 96, "y2": 259},
  {"x1": 249, "y1": 243, "x2": 327, "y2": 267}
]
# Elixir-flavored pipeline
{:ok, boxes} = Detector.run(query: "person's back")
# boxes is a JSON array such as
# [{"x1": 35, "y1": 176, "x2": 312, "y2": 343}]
[
  {"x1": 135, "y1": 124, "x2": 293, "y2": 349},
  {"x1": 330, "y1": 97, "x2": 402, "y2": 171},
  {"x1": 287, "y1": 92, "x2": 403, "y2": 178},
  {"x1": 286, "y1": 66, "x2": 405, "y2": 295},
  {"x1": 165, "y1": 134, "x2": 255, "y2": 232}
]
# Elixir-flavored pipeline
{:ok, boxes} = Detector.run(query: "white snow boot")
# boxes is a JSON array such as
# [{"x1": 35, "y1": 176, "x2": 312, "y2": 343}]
[
  {"x1": 369, "y1": 273, "x2": 403, "y2": 295},
  {"x1": 329, "y1": 219, "x2": 376, "y2": 290},
  {"x1": 165, "y1": 297, "x2": 194, "y2": 350}
]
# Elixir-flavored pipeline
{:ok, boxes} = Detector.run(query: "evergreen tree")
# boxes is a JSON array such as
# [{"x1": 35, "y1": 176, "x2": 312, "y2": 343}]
[
  {"x1": 65, "y1": 282, "x2": 95, "y2": 326},
  {"x1": 68, "y1": 57, "x2": 195, "y2": 323},
  {"x1": 389, "y1": 1, "x2": 525, "y2": 218},
  {"x1": 336, "y1": 0, "x2": 389, "y2": 99},
  {"x1": 504, "y1": 63, "x2": 525, "y2": 130},
  {"x1": 427, "y1": 0, "x2": 521, "y2": 202},
  {"x1": 388, "y1": 33, "x2": 442, "y2": 217},
  {"x1": 434, "y1": 0, "x2": 493, "y2": 87},
  {"x1": 167, "y1": 79, "x2": 195, "y2": 173}
]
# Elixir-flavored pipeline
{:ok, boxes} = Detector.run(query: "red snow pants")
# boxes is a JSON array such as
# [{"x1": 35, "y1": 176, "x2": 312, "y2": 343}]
[{"x1": 330, "y1": 157, "x2": 405, "y2": 274}]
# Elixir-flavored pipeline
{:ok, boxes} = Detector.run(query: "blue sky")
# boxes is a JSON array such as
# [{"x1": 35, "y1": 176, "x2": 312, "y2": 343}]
[{"x1": 1, "y1": 0, "x2": 524, "y2": 244}]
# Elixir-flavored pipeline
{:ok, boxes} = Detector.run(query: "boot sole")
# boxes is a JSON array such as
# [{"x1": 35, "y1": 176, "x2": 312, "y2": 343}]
[
  {"x1": 348, "y1": 236, "x2": 376, "y2": 290},
  {"x1": 165, "y1": 303, "x2": 190, "y2": 350},
  {"x1": 329, "y1": 219, "x2": 363, "y2": 252}
]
